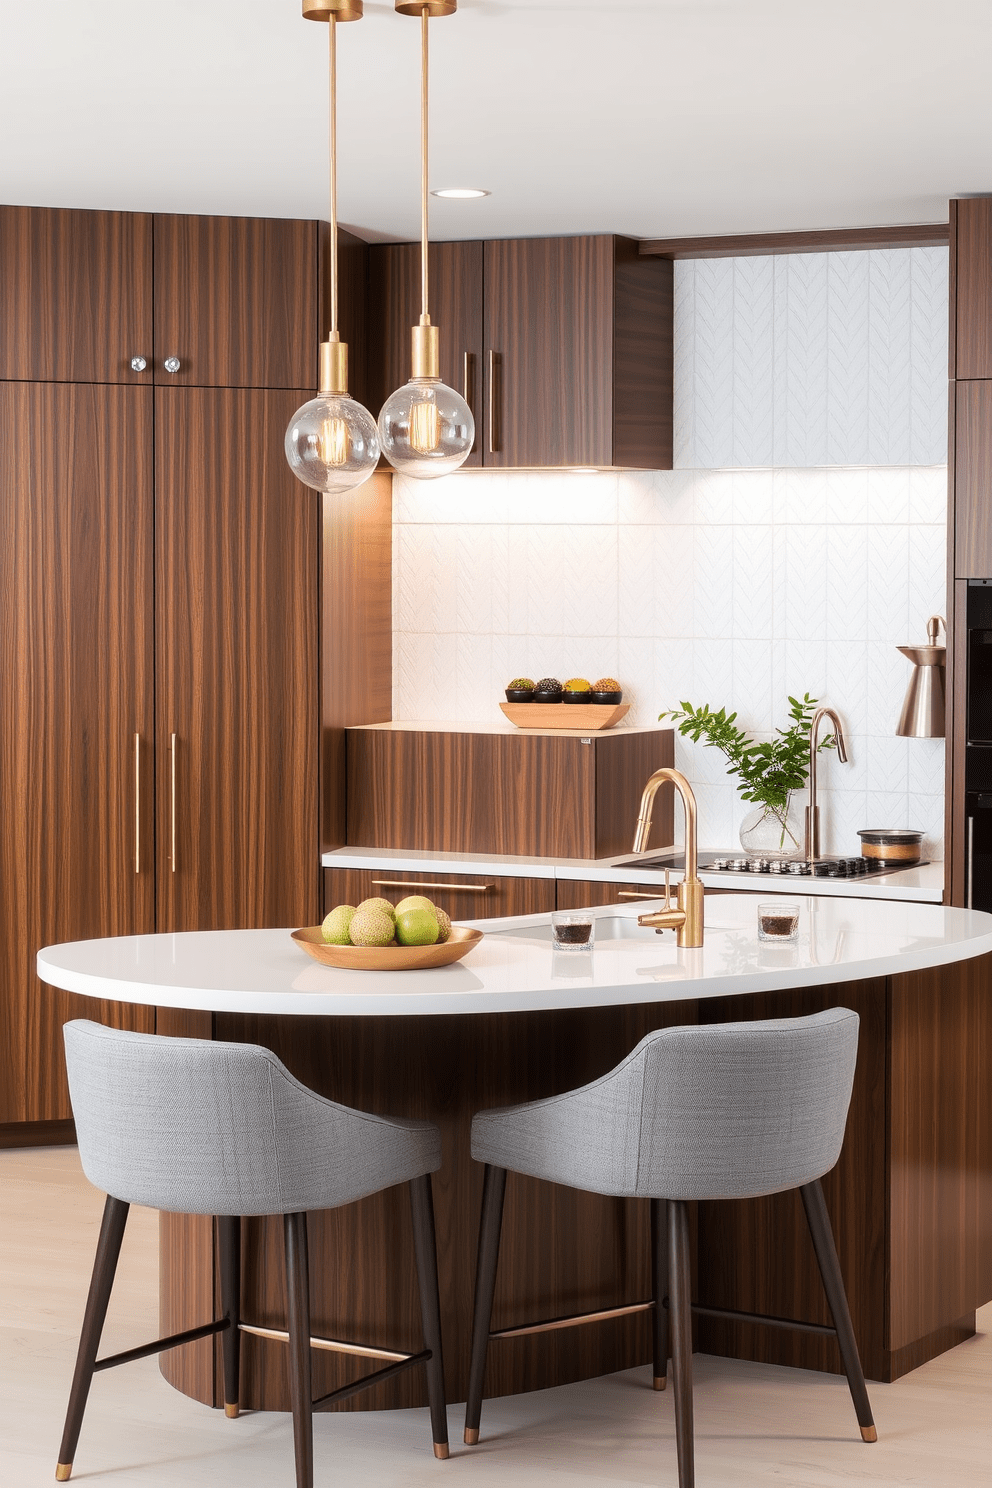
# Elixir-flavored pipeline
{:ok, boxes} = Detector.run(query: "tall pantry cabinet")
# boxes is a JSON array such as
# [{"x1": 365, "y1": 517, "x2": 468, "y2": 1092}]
[{"x1": 0, "y1": 207, "x2": 322, "y2": 1134}]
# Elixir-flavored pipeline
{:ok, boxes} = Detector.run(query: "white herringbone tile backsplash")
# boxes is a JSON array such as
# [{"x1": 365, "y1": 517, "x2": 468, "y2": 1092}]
[{"x1": 392, "y1": 248, "x2": 948, "y2": 859}]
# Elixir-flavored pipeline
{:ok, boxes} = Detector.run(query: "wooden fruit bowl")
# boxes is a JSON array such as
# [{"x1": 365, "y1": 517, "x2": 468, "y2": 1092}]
[
  {"x1": 500, "y1": 701, "x2": 630, "y2": 731},
  {"x1": 291, "y1": 924, "x2": 483, "y2": 971}
]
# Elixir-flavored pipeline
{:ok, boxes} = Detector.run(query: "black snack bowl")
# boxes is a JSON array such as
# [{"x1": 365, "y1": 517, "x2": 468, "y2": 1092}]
[
  {"x1": 505, "y1": 687, "x2": 535, "y2": 702},
  {"x1": 590, "y1": 689, "x2": 623, "y2": 705},
  {"x1": 533, "y1": 691, "x2": 563, "y2": 704},
  {"x1": 562, "y1": 690, "x2": 591, "y2": 704}
]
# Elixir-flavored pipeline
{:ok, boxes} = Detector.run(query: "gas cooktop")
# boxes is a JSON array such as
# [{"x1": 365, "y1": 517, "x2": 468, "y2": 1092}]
[{"x1": 616, "y1": 852, "x2": 925, "y2": 880}]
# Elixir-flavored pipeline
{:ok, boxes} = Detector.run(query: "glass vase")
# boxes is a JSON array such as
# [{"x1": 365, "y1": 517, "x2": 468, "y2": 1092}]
[{"x1": 739, "y1": 795, "x2": 804, "y2": 860}]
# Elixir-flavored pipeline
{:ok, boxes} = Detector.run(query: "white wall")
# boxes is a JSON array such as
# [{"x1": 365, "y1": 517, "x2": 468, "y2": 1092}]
[{"x1": 392, "y1": 248, "x2": 949, "y2": 859}]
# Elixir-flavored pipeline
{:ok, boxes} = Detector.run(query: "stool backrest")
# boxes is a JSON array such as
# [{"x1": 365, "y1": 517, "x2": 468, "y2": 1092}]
[
  {"x1": 626, "y1": 1008, "x2": 859, "y2": 1200},
  {"x1": 63, "y1": 1019, "x2": 437, "y2": 1216}
]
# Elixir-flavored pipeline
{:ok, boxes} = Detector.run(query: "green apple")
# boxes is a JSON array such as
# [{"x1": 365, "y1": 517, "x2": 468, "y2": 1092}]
[
  {"x1": 395, "y1": 906, "x2": 439, "y2": 947},
  {"x1": 321, "y1": 904, "x2": 355, "y2": 945},
  {"x1": 394, "y1": 895, "x2": 436, "y2": 918}
]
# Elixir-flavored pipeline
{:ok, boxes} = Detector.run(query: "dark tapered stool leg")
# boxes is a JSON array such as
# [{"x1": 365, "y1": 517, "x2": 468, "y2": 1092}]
[
  {"x1": 56, "y1": 1195, "x2": 130, "y2": 1481},
  {"x1": 800, "y1": 1180, "x2": 877, "y2": 1443},
  {"x1": 464, "y1": 1164, "x2": 507, "y2": 1445},
  {"x1": 284, "y1": 1212, "x2": 313, "y2": 1488},
  {"x1": 409, "y1": 1175, "x2": 450, "y2": 1459},
  {"x1": 650, "y1": 1197, "x2": 669, "y2": 1391},
  {"x1": 218, "y1": 1215, "x2": 242, "y2": 1419},
  {"x1": 668, "y1": 1199, "x2": 695, "y2": 1488}
]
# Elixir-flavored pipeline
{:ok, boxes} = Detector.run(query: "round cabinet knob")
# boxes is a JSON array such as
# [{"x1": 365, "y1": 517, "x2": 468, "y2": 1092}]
[
  {"x1": 163, "y1": 356, "x2": 181, "y2": 374},
  {"x1": 130, "y1": 356, "x2": 147, "y2": 372}
]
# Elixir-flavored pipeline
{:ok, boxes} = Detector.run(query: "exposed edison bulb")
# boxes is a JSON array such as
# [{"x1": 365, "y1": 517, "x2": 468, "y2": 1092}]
[
  {"x1": 378, "y1": 377, "x2": 474, "y2": 479},
  {"x1": 285, "y1": 393, "x2": 380, "y2": 494}
]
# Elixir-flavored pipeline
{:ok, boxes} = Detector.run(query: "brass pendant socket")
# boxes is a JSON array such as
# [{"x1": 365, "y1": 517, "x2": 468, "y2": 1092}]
[
  {"x1": 303, "y1": 0, "x2": 364, "y2": 20},
  {"x1": 411, "y1": 323, "x2": 440, "y2": 380},
  {"x1": 319, "y1": 340, "x2": 349, "y2": 395},
  {"x1": 395, "y1": 1, "x2": 456, "y2": 15}
]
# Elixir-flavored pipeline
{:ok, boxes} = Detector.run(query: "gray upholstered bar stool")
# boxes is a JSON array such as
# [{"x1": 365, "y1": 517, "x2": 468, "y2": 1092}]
[
  {"x1": 464, "y1": 1008, "x2": 875, "y2": 1488},
  {"x1": 56, "y1": 1020, "x2": 449, "y2": 1488}
]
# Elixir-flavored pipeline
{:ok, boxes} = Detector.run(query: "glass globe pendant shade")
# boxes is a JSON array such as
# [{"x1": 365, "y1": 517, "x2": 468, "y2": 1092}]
[
  {"x1": 378, "y1": 376, "x2": 475, "y2": 479},
  {"x1": 285, "y1": 392, "x2": 380, "y2": 494}
]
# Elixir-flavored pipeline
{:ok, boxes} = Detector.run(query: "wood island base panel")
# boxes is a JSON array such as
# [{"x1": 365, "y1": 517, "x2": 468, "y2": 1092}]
[{"x1": 154, "y1": 954, "x2": 991, "y2": 1412}]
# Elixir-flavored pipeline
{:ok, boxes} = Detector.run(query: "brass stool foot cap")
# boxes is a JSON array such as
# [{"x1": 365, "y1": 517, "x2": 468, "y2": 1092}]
[
  {"x1": 224, "y1": 1403, "x2": 240, "y2": 1419},
  {"x1": 56, "y1": 1466, "x2": 72, "y2": 1482},
  {"x1": 653, "y1": 1375, "x2": 666, "y2": 1391},
  {"x1": 861, "y1": 1425, "x2": 878, "y2": 1443},
  {"x1": 433, "y1": 1442, "x2": 450, "y2": 1460},
  {"x1": 463, "y1": 1427, "x2": 480, "y2": 1445}
]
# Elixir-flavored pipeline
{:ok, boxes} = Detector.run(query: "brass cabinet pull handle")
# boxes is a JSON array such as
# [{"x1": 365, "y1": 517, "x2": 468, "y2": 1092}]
[
  {"x1": 170, "y1": 733, "x2": 177, "y2": 873},
  {"x1": 967, "y1": 817, "x2": 974, "y2": 909},
  {"x1": 488, "y1": 350, "x2": 500, "y2": 454},
  {"x1": 463, "y1": 352, "x2": 477, "y2": 453},
  {"x1": 134, "y1": 733, "x2": 141, "y2": 874},
  {"x1": 617, "y1": 890, "x2": 668, "y2": 900},
  {"x1": 370, "y1": 879, "x2": 495, "y2": 893}
]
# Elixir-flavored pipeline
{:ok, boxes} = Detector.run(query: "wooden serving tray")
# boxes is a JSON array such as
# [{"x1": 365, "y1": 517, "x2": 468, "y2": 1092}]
[
  {"x1": 500, "y1": 701, "x2": 631, "y2": 730},
  {"x1": 291, "y1": 924, "x2": 483, "y2": 971}
]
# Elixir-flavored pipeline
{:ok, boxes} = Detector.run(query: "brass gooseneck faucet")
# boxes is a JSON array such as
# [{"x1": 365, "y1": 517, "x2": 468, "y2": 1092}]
[
  {"x1": 804, "y1": 706, "x2": 849, "y2": 861},
  {"x1": 632, "y1": 767, "x2": 705, "y2": 948}
]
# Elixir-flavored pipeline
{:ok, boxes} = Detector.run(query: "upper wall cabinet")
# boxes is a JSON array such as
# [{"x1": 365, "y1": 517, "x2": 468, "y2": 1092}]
[
  {"x1": 951, "y1": 197, "x2": 992, "y2": 380},
  {"x1": 368, "y1": 234, "x2": 673, "y2": 470},
  {"x1": 153, "y1": 215, "x2": 318, "y2": 389},
  {"x1": 0, "y1": 206, "x2": 153, "y2": 384},
  {"x1": 369, "y1": 241, "x2": 484, "y2": 467}
]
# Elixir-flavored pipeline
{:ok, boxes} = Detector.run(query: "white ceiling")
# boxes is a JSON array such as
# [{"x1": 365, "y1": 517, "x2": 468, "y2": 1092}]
[{"x1": 1, "y1": 0, "x2": 989, "y2": 244}]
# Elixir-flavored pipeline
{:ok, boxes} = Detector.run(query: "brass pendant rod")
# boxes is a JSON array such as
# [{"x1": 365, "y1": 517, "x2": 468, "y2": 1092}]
[
  {"x1": 420, "y1": 4, "x2": 430, "y2": 324},
  {"x1": 328, "y1": 13, "x2": 339, "y2": 338}
]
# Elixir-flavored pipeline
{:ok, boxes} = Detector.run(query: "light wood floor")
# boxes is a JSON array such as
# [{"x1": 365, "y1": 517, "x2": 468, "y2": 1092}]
[{"x1": 1, "y1": 1144, "x2": 989, "y2": 1487}]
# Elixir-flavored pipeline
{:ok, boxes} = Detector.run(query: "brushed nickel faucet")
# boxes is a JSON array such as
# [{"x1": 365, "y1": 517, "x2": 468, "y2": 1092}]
[
  {"x1": 632, "y1": 767, "x2": 704, "y2": 948},
  {"x1": 805, "y1": 706, "x2": 849, "y2": 860}
]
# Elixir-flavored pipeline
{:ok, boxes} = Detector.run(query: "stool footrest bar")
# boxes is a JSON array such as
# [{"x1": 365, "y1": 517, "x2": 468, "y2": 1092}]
[
  {"x1": 663, "y1": 1297, "x2": 839, "y2": 1338},
  {"x1": 490, "y1": 1299, "x2": 655, "y2": 1340},
  {"x1": 93, "y1": 1317, "x2": 229, "y2": 1372},
  {"x1": 312, "y1": 1349, "x2": 431, "y2": 1411},
  {"x1": 239, "y1": 1320, "x2": 411, "y2": 1362}
]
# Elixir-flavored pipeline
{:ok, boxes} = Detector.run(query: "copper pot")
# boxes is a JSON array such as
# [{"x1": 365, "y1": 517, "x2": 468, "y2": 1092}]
[{"x1": 857, "y1": 829, "x2": 923, "y2": 866}]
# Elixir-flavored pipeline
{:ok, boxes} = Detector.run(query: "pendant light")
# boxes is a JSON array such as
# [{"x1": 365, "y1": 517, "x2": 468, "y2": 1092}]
[
  {"x1": 285, "y1": 1, "x2": 380, "y2": 494},
  {"x1": 378, "y1": 1, "x2": 475, "y2": 478}
]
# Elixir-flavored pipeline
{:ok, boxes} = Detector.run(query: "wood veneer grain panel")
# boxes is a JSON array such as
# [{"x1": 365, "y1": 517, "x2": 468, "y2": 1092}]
[
  {"x1": 484, "y1": 236, "x2": 614, "y2": 468},
  {"x1": 347, "y1": 730, "x2": 498, "y2": 853},
  {"x1": 950, "y1": 198, "x2": 992, "y2": 381},
  {"x1": 321, "y1": 473, "x2": 392, "y2": 852},
  {"x1": 694, "y1": 978, "x2": 888, "y2": 1381},
  {"x1": 0, "y1": 1119, "x2": 76, "y2": 1149},
  {"x1": 594, "y1": 726, "x2": 674, "y2": 858},
  {"x1": 0, "y1": 383, "x2": 156, "y2": 1124},
  {"x1": 613, "y1": 237, "x2": 674, "y2": 469},
  {"x1": 369, "y1": 241, "x2": 484, "y2": 464},
  {"x1": 0, "y1": 206, "x2": 153, "y2": 384},
  {"x1": 492, "y1": 733, "x2": 596, "y2": 857},
  {"x1": 154, "y1": 387, "x2": 320, "y2": 933},
  {"x1": 211, "y1": 999, "x2": 698, "y2": 1410},
  {"x1": 953, "y1": 380, "x2": 992, "y2": 577},
  {"x1": 888, "y1": 956, "x2": 992, "y2": 1350},
  {"x1": 153, "y1": 215, "x2": 318, "y2": 389},
  {"x1": 323, "y1": 867, "x2": 555, "y2": 921},
  {"x1": 639, "y1": 223, "x2": 949, "y2": 259}
]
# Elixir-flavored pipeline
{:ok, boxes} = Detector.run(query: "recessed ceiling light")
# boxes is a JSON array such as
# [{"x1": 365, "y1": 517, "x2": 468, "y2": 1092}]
[{"x1": 431, "y1": 187, "x2": 491, "y2": 200}]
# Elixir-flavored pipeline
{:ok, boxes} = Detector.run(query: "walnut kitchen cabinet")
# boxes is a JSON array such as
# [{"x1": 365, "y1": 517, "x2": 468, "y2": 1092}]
[
  {"x1": 950, "y1": 197, "x2": 992, "y2": 382},
  {"x1": 0, "y1": 207, "x2": 326, "y2": 1135},
  {"x1": 323, "y1": 868, "x2": 555, "y2": 921},
  {"x1": 368, "y1": 234, "x2": 673, "y2": 469},
  {"x1": 556, "y1": 879, "x2": 671, "y2": 911}
]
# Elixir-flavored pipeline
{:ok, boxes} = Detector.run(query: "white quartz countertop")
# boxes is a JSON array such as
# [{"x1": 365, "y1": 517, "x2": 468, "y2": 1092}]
[
  {"x1": 38, "y1": 895, "x2": 991, "y2": 1019},
  {"x1": 322, "y1": 846, "x2": 945, "y2": 903}
]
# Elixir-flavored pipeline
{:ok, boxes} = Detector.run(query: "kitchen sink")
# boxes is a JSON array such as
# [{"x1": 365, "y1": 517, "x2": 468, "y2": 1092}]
[{"x1": 492, "y1": 915, "x2": 667, "y2": 946}]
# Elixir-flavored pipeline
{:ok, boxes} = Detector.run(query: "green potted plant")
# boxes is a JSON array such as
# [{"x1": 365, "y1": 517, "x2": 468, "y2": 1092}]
[{"x1": 659, "y1": 693, "x2": 836, "y2": 859}]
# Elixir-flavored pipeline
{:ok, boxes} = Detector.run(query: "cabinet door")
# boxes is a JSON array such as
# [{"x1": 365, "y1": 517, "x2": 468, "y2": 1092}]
[
  {"x1": 323, "y1": 868, "x2": 555, "y2": 922},
  {"x1": 952, "y1": 198, "x2": 992, "y2": 380},
  {"x1": 953, "y1": 380, "x2": 992, "y2": 577},
  {"x1": 484, "y1": 235, "x2": 614, "y2": 467},
  {"x1": 0, "y1": 206, "x2": 153, "y2": 385},
  {"x1": 153, "y1": 215, "x2": 318, "y2": 389},
  {"x1": 155, "y1": 387, "x2": 320, "y2": 932},
  {"x1": 369, "y1": 241, "x2": 484, "y2": 466},
  {"x1": 0, "y1": 383, "x2": 156, "y2": 1123}
]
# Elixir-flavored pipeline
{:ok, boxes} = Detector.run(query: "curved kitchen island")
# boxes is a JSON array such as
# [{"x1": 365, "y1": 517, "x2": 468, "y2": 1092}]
[{"x1": 38, "y1": 895, "x2": 992, "y2": 1415}]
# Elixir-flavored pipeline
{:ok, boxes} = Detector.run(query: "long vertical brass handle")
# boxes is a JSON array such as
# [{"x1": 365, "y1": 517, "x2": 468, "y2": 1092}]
[
  {"x1": 488, "y1": 350, "x2": 500, "y2": 454},
  {"x1": 134, "y1": 733, "x2": 141, "y2": 874},
  {"x1": 170, "y1": 733, "x2": 177, "y2": 874},
  {"x1": 967, "y1": 816, "x2": 974, "y2": 909},
  {"x1": 464, "y1": 352, "x2": 476, "y2": 453}
]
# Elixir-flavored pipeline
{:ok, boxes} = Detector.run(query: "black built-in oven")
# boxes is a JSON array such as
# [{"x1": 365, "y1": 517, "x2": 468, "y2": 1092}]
[{"x1": 964, "y1": 581, "x2": 992, "y2": 909}]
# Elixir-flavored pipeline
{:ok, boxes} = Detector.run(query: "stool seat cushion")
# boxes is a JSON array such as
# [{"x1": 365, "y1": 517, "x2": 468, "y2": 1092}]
[
  {"x1": 471, "y1": 1008, "x2": 859, "y2": 1201},
  {"x1": 64, "y1": 1020, "x2": 441, "y2": 1216}
]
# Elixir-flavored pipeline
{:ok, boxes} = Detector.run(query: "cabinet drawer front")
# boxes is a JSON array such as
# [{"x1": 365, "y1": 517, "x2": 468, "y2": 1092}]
[
  {"x1": 324, "y1": 868, "x2": 555, "y2": 923},
  {"x1": 556, "y1": 879, "x2": 669, "y2": 910}
]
